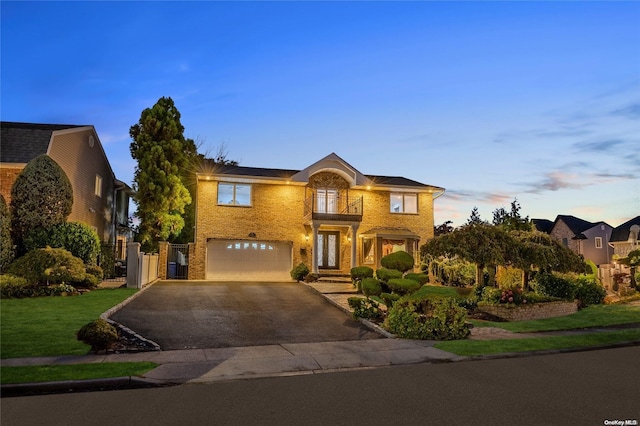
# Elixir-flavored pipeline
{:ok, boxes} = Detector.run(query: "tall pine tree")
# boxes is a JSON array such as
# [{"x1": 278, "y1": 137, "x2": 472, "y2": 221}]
[{"x1": 130, "y1": 97, "x2": 196, "y2": 250}]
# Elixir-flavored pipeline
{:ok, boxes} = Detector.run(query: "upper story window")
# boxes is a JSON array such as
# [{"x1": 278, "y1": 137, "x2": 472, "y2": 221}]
[
  {"x1": 218, "y1": 183, "x2": 251, "y2": 206},
  {"x1": 595, "y1": 237, "x2": 603, "y2": 249},
  {"x1": 390, "y1": 193, "x2": 417, "y2": 214},
  {"x1": 316, "y1": 189, "x2": 338, "y2": 213},
  {"x1": 94, "y1": 174, "x2": 103, "y2": 197}
]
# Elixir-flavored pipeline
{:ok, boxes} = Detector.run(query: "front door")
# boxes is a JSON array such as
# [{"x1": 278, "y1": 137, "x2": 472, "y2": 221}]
[{"x1": 317, "y1": 231, "x2": 339, "y2": 269}]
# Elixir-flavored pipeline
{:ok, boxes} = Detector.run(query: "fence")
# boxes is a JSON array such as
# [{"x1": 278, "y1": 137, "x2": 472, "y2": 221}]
[
  {"x1": 126, "y1": 243, "x2": 160, "y2": 289},
  {"x1": 167, "y1": 243, "x2": 189, "y2": 279}
]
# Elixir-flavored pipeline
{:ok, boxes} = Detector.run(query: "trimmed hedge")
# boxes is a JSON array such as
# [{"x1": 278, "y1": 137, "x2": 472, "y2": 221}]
[
  {"x1": 24, "y1": 222, "x2": 101, "y2": 265},
  {"x1": 388, "y1": 278, "x2": 421, "y2": 295},
  {"x1": 290, "y1": 263, "x2": 310, "y2": 281}
]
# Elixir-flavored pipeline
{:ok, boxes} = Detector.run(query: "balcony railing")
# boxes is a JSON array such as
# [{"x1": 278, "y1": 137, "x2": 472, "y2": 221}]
[{"x1": 304, "y1": 194, "x2": 363, "y2": 222}]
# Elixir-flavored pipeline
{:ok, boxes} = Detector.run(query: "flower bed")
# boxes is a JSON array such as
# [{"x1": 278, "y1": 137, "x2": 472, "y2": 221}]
[{"x1": 477, "y1": 300, "x2": 578, "y2": 322}]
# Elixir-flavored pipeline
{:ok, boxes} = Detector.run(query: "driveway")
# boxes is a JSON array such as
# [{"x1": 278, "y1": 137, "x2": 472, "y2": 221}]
[{"x1": 110, "y1": 281, "x2": 382, "y2": 350}]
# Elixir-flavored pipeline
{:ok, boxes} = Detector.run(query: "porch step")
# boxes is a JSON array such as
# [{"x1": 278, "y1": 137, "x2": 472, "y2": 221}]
[{"x1": 317, "y1": 274, "x2": 352, "y2": 284}]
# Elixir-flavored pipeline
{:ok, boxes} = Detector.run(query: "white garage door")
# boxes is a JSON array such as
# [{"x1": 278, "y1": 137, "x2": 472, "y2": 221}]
[{"x1": 206, "y1": 240, "x2": 293, "y2": 281}]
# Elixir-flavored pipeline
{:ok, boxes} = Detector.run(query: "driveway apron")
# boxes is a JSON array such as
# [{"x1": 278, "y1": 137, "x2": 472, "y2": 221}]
[{"x1": 109, "y1": 281, "x2": 382, "y2": 350}]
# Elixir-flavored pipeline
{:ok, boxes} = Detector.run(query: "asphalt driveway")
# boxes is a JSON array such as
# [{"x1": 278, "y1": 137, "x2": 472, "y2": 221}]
[{"x1": 110, "y1": 281, "x2": 382, "y2": 350}]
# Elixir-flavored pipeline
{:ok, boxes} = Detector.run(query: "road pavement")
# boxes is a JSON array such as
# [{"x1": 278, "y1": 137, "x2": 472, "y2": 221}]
[{"x1": 2, "y1": 346, "x2": 639, "y2": 426}]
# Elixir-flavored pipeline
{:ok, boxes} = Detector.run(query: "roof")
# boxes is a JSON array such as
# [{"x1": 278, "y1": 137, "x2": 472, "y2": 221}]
[
  {"x1": 532, "y1": 218, "x2": 554, "y2": 234},
  {"x1": 610, "y1": 216, "x2": 640, "y2": 243},
  {"x1": 1, "y1": 121, "x2": 86, "y2": 164},
  {"x1": 204, "y1": 160, "x2": 442, "y2": 190},
  {"x1": 555, "y1": 215, "x2": 596, "y2": 236}
]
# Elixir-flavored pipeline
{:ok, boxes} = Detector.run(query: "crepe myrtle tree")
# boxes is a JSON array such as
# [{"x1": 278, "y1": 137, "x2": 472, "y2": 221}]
[{"x1": 130, "y1": 96, "x2": 196, "y2": 250}]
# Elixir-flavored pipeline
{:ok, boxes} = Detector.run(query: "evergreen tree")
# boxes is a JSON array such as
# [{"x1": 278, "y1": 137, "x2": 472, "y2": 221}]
[
  {"x1": 130, "y1": 97, "x2": 195, "y2": 250},
  {"x1": 0, "y1": 195, "x2": 14, "y2": 271},
  {"x1": 10, "y1": 154, "x2": 73, "y2": 254},
  {"x1": 466, "y1": 207, "x2": 484, "y2": 225}
]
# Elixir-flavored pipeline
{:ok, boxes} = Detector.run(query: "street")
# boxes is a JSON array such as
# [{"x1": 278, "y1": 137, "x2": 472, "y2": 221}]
[{"x1": 2, "y1": 346, "x2": 639, "y2": 426}]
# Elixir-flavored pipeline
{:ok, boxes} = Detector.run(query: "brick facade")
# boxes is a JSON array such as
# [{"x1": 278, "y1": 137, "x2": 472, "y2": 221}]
[
  {"x1": 193, "y1": 159, "x2": 440, "y2": 280},
  {"x1": 0, "y1": 165, "x2": 24, "y2": 204}
]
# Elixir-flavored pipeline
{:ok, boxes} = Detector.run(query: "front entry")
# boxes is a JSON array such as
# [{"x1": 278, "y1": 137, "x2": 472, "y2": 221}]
[{"x1": 317, "y1": 231, "x2": 340, "y2": 269}]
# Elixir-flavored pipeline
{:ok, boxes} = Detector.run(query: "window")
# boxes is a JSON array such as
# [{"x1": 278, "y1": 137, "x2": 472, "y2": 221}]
[
  {"x1": 218, "y1": 183, "x2": 251, "y2": 206},
  {"x1": 595, "y1": 237, "x2": 603, "y2": 249},
  {"x1": 94, "y1": 175, "x2": 102, "y2": 197},
  {"x1": 316, "y1": 189, "x2": 338, "y2": 213},
  {"x1": 562, "y1": 238, "x2": 568, "y2": 247},
  {"x1": 390, "y1": 193, "x2": 417, "y2": 214}
]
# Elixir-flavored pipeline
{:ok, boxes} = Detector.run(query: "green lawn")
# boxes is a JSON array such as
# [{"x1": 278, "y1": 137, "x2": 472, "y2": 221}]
[
  {"x1": 435, "y1": 328, "x2": 640, "y2": 356},
  {"x1": 0, "y1": 362, "x2": 157, "y2": 385},
  {"x1": 470, "y1": 303, "x2": 640, "y2": 333},
  {"x1": 1, "y1": 288, "x2": 137, "y2": 358}
]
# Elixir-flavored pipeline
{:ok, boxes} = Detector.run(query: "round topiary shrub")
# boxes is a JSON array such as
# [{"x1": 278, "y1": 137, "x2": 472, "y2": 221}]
[
  {"x1": 290, "y1": 262, "x2": 310, "y2": 281},
  {"x1": 350, "y1": 266, "x2": 374, "y2": 281},
  {"x1": 388, "y1": 278, "x2": 421, "y2": 295},
  {"x1": 404, "y1": 273, "x2": 429, "y2": 285},
  {"x1": 376, "y1": 268, "x2": 403, "y2": 283},
  {"x1": 381, "y1": 250, "x2": 414, "y2": 273},
  {"x1": 77, "y1": 319, "x2": 119, "y2": 353},
  {"x1": 362, "y1": 278, "x2": 382, "y2": 296}
]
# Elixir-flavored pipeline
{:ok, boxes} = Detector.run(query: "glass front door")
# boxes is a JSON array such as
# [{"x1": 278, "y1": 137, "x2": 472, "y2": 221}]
[{"x1": 317, "y1": 231, "x2": 339, "y2": 269}]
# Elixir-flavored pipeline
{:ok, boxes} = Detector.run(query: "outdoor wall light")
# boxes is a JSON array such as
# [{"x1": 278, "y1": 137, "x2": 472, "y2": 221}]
[{"x1": 305, "y1": 234, "x2": 309, "y2": 242}]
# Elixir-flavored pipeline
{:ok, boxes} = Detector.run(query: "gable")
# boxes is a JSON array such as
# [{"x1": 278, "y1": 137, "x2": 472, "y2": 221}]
[{"x1": 610, "y1": 216, "x2": 640, "y2": 243}]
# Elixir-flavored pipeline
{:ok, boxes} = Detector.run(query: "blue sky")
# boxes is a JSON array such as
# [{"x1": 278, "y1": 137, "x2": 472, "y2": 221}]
[{"x1": 2, "y1": 1, "x2": 639, "y2": 228}]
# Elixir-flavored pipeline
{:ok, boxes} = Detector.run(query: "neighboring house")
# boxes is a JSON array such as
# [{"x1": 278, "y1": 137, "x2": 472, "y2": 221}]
[
  {"x1": 531, "y1": 218, "x2": 554, "y2": 234},
  {"x1": 540, "y1": 215, "x2": 613, "y2": 266},
  {"x1": 0, "y1": 122, "x2": 133, "y2": 257},
  {"x1": 192, "y1": 153, "x2": 444, "y2": 281},
  {"x1": 608, "y1": 216, "x2": 640, "y2": 259}
]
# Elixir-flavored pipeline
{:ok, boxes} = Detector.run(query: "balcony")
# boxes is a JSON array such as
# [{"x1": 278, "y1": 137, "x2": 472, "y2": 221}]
[{"x1": 303, "y1": 194, "x2": 363, "y2": 222}]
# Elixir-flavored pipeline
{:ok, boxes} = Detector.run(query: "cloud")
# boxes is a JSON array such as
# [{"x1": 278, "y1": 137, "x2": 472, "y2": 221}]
[
  {"x1": 521, "y1": 170, "x2": 636, "y2": 195},
  {"x1": 611, "y1": 103, "x2": 640, "y2": 119},
  {"x1": 445, "y1": 189, "x2": 512, "y2": 204},
  {"x1": 572, "y1": 139, "x2": 625, "y2": 153}
]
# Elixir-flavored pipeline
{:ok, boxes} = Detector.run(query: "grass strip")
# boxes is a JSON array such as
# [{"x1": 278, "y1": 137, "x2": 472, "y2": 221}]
[
  {"x1": 1, "y1": 288, "x2": 137, "y2": 359},
  {"x1": 434, "y1": 328, "x2": 640, "y2": 356},
  {"x1": 0, "y1": 362, "x2": 157, "y2": 385},
  {"x1": 469, "y1": 303, "x2": 640, "y2": 333}
]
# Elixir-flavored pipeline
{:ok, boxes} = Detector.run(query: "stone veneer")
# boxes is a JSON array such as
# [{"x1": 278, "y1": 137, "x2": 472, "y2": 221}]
[{"x1": 478, "y1": 300, "x2": 578, "y2": 322}]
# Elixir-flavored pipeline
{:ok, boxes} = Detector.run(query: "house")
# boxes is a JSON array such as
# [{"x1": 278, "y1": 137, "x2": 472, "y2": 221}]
[
  {"x1": 538, "y1": 215, "x2": 613, "y2": 266},
  {"x1": 192, "y1": 153, "x2": 444, "y2": 281},
  {"x1": 608, "y1": 216, "x2": 640, "y2": 259},
  {"x1": 0, "y1": 122, "x2": 133, "y2": 259}
]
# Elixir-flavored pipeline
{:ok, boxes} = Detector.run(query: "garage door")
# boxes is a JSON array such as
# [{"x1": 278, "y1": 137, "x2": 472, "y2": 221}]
[{"x1": 206, "y1": 240, "x2": 293, "y2": 281}]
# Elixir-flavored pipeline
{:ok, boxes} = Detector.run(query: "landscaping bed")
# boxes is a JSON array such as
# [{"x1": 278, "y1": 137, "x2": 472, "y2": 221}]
[{"x1": 477, "y1": 300, "x2": 578, "y2": 322}]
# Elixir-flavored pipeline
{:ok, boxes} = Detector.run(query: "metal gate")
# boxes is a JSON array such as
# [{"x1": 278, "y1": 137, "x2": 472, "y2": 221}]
[{"x1": 167, "y1": 244, "x2": 189, "y2": 279}]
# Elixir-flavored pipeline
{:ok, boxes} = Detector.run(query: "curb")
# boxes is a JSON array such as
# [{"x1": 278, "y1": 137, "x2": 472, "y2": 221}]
[{"x1": 1, "y1": 376, "x2": 164, "y2": 398}]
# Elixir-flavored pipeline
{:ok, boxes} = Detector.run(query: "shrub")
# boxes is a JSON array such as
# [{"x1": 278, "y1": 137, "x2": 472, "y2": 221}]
[
  {"x1": 290, "y1": 263, "x2": 310, "y2": 281},
  {"x1": 381, "y1": 250, "x2": 414, "y2": 273},
  {"x1": 350, "y1": 266, "x2": 374, "y2": 281},
  {"x1": 388, "y1": 278, "x2": 421, "y2": 295},
  {"x1": 100, "y1": 244, "x2": 117, "y2": 279},
  {"x1": 10, "y1": 155, "x2": 73, "y2": 253},
  {"x1": 574, "y1": 276, "x2": 606, "y2": 308},
  {"x1": 77, "y1": 319, "x2": 119, "y2": 353},
  {"x1": 347, "y1": 297, "x2": 382, "y2": 320},
  {"x1": 362, "y1": 278, "x2": 382, "y2": 296},
  {"x1": 533, "y1": 272, "x2": 575, "y2": 300},
  {"x1": 0, "y1": 195, "x2": 14, "y2": 272},
  {"x1": 86, "y1": 265, "x2": 104, "y2": 281},
  {"x1": 6, "y1": 247, "x2": 91, "y2": 287},
  {"x1": 405, "y1": 272, "x2": 429, "y2": 285},
  {"x1": 0, "y1": 274, "x2": 33, "y2": 298},
  {"x1": 24, "y1": 222, "x2": 101, "y2": 265},
  {"x1": 496, "y1": 267, "x2": 522, "y2": 289},
  {"x1": 385, "y1": 297, "x2": 470, "y2": 340},
  {"x1": 304, "y1": 273, "x2": 319, "y2": 283},
  {"x1": 376, "y1": 268, "x2": 403, "y2": 283},
  {"x1": 380, "y1": 292, "x2": 400, "y2": 308}
]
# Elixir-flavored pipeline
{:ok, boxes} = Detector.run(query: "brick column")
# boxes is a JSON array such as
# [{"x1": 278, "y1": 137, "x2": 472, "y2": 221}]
[
  {"x1": 187, "y1": 243, "x2": 196, "y2": 280},
  {"x1": 158, "y1": 241, "x2": 169, "y2": 280}
]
